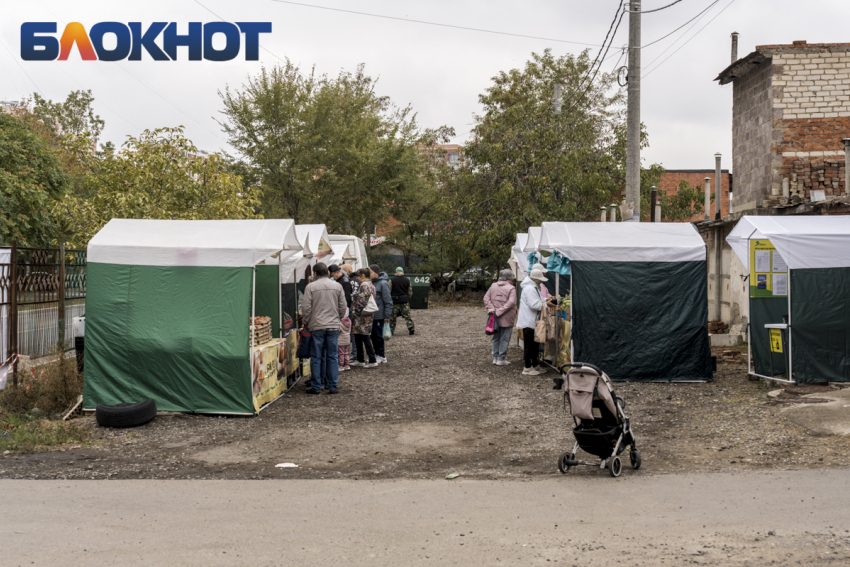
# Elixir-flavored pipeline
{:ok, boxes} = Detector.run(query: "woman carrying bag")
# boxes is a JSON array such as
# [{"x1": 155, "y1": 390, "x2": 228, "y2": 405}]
[
  {"x1": 349, "y1": 268, "x2": 379, "y2": 368},
  {"x1": 516, "y1": 267, "x2": 550, "y2": 376},
  {"x1": 483, "y1": 269, "x2": 517, "y2": 366}
]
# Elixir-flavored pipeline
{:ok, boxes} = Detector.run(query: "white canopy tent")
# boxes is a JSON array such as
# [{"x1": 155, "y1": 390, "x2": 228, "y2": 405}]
[
  {"x1": 726, "y1": 215, "x2": 850, "y2": 384},
  {"x1": 508, "y1": 233, "x2": 530, "y2": 278},
  {"x1": 538, "y1": 221, "x2": 712, "y2": 382},
  {"x1": 280, "y1": 224, "x2": 332, "y2": 284},
  {"x1": 85, "y1": 219, "x2": 303, "y2": 415},
  {"x1": 328, "y1": 235, "x2": 369, "y2": 270}
]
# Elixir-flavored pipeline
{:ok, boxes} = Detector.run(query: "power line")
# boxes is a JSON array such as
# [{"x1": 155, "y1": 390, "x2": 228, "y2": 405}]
[
  {"x1": 194, "y1": 0, "x2": 289, "y2": 64},
  {"x1": 643, "y1": 0, "x2": 738, "y2": 78},
  {"x1": 0, "y1": 36, "x2": 43, "y2": 95},
  {"x1": 630, "y1": 0, "x2": 683, "y2": 13},
  {"x1": 640, "y1": 0, "x2": 719, "y2": 49},
  {"x1": 641, "y1": 0, "x2": 717, "y2": 72},
  {"x1": 269, "y1": 0, "x2": 606, "y2": 47}
]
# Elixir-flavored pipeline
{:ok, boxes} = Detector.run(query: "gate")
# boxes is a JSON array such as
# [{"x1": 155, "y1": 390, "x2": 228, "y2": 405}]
[{"x1": 0, "y1": 243, "x2": 87, "y2": 386}]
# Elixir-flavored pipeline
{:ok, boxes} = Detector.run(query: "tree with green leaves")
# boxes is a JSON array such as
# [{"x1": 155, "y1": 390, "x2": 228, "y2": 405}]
[
  {"x1": 218, "y1": 61, "x2": 436, "y2": 235},
  {"x1": 53, "y1": 126, "x2": 260, "y2": 248},
  {"x1": 32, "y1": 89, "x2": 105, "y2": 140},
  {"x1": 0, "y1": 110, "x2": 70, "y2": 247}
]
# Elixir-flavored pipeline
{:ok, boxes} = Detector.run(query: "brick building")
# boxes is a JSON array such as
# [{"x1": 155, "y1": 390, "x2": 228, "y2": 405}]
[
  {"x1": 716, "y1": 40, "x2": 850, "y2": 210},
  {"x1": 697, "y1": 39, "x2": 850, "y2": 337},
  {"x1": 658, "y1": 169, "x2": 732, "y2": 221}
]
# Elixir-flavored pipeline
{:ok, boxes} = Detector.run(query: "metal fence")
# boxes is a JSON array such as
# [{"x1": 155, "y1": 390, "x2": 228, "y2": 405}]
[{"x1": 0, "y1": 244, "x2": 86, "y2": 372}]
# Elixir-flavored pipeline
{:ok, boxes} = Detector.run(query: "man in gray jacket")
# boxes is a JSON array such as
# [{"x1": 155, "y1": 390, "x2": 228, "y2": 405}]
[
  {"x1": 301, "y1": 262, "x2": 347, "y2": 394},
  {"x1": 369, "y1": 264, "x2": 393, "y2": 364}
]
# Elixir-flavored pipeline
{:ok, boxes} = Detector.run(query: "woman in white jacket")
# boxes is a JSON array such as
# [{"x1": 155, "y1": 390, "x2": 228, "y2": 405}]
[{"x1": 516, "y1": 267, "x2": 549, "y2": 375}]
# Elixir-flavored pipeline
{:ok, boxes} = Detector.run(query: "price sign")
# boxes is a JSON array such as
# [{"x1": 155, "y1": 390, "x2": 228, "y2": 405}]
[{"x1": 769, "y1": 329, "x2": 783, "y2": 353}]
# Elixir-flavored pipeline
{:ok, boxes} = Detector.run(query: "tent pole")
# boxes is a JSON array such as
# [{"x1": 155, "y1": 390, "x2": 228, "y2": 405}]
[
  {"x1": 570, "y1": 267, "x2": 574, "y2": 362},
  {"x1": 787, "y1": 270, "x2": 793, "y2": 383},
  {"x1": 251, "y1": 266, "x2": 256, "y2": 374},
  {"x1": 278, "y1": 256, "x2": 283, "y2": 339},
  {"x1": 555, "y1": 272, "x2": 559, "y2": 365}
]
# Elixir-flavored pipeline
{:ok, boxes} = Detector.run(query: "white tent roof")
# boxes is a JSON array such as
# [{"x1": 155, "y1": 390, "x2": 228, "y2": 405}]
[
  {"x1": 726, "y1": 215, "x2": 850, "y2": 270},
  {"x1": 88, "y1": 219, "x2": 302, "y2": 268},
  {"x1": 328, "y1": 234, "x2": 368, "y2": 270},
  {"x1": 295, "y1": 224, "x2": 331, "y2": 258},
  {"x1": 511, "y1": 233, "x2": 530, "y2": 276},
  {"x1": 539, "y1": 222, "x2": 706, "y2": 262},
  {"x1": 522, "y1": 227, "x2": 542, "y2": 253},
  {"x1": 327, "y1": 243, "x2": 354, "y2": 266}
]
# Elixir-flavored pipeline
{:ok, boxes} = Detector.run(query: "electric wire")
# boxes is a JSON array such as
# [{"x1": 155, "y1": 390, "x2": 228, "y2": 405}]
[
  {"x1": 269, "y1": 0, "x2": 605, "y2": 47},
  {"x1": 643, "y1": 0, "x2": 738, "y2": 78},
  {"x1": 195, "y1": 0, "x2": 289, "y2": 64},
  {"x1": 640, "y1": 0, "x2": 719, "y2": 49},
  {"x1": 640, "y1": 0, "x2": 717, "y2": 73},
  {"x1": 0, "y1": 36, "x2": 43, "y2": 95},
  {"x1": 630, "y1": 0, "x2": 683, "y2": 13}
]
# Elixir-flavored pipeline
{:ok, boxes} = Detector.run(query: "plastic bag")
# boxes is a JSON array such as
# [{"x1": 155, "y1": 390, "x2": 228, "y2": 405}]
[
  {"x1": 383, "y1": 321, "x2": 392, "y2": 341},
  {"x1": 485, "y1": 313, "x2": 496, "y2": 335}
]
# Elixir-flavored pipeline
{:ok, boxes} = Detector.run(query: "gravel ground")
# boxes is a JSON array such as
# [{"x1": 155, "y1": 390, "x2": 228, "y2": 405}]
[{"x1": 3, "y1": 304, "x2": 849, "y2": 480}]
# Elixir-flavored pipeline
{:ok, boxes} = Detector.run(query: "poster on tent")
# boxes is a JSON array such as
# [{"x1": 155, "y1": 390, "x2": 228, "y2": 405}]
[
  {"x1": 749, "y1": 239, "x2": 788, "y2": 298},
  {"x1": 252, "y1": 340, "x2": 282, "y2": 411}
]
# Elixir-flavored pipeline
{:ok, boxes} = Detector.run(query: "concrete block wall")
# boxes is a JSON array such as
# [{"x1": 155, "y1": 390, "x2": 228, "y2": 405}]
[
  {"x1": 731, "y1": 60, "x2": 774, "y2": 212},
  {"x1": 699, "y1": 223, "x2": 749, "y2": 327}
]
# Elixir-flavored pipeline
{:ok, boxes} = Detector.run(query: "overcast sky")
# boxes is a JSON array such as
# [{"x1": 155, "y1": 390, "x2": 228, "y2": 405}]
[{"x1": 2, "y1": 0, "x2": 848, "y2": 170}]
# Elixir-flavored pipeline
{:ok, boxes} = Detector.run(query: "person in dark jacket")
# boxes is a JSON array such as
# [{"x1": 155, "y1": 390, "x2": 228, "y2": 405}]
[
  {"x1": 369, "y1": 263, "x2": 393, "y2": 364},
  {"x1": 330, "y1": 264, "x2": 352, "y2": 310},
  {"x1": 390, "y1": 267, "x2": 415, "y2": 335}
]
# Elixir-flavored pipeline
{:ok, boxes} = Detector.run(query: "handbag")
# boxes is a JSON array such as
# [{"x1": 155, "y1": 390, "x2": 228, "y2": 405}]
[
  {"x1": 534, "y1": 309, "x2": 548, "y2": 343},
  {"x1": 383, "y1": 321, "x2": 392, "y2": 341},
  {"x1": 297, "y1": 328, "x2": 312, "y2": 359},
  {"x1": 485, "y1": 313, "x2": 496, "y2": 335},
  {"x1": 363, "y1": 293, "x2": 379, "y2": 314}
]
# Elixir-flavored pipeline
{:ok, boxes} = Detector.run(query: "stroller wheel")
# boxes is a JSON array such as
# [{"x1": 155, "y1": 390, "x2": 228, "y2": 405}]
[
  {"x1": 630, "y1": 450, "x2": 642, "y2": 470},
  {"x1": 557, "y1": 452, "x2": 572, "y2": 473},
  {"x1": 608, "y1": 456, "x2": 622, "y2": 478}
]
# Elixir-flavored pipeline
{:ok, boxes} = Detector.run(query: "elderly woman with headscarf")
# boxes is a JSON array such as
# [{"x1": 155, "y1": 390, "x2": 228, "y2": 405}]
[{"x1": 483, "y1": 268, "x2": 518, "y2": 366}]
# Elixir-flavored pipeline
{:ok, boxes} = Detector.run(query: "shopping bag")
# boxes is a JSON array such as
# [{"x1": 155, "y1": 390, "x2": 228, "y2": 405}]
[
  {"x1": 383, "y1": 321, "x2": 392, "y2": 341},
  {"x1": 534, "y1": 310, "x2": 548, "y2": 343},
  {"x1": 297, "y1": 328, "x2": 312, "y2": 359},
  {"x1": 485, "y1": 313, "x2": 496, "y2": 335}
]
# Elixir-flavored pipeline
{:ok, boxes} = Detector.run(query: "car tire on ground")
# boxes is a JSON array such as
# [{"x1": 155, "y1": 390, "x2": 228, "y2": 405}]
[{"x1": 95, "y1": 399, "x2": 157, "y2": 428}]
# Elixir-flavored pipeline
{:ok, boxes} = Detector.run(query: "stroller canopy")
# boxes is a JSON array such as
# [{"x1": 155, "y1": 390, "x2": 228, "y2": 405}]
[{"x1": 540, "y1": 222, "x2": 712, "y2": 382}]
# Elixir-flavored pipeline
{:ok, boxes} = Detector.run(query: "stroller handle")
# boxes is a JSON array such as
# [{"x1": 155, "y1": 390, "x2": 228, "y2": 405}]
[{"x1": 558, "y1": 362, "x2": 603, "y2": 374}]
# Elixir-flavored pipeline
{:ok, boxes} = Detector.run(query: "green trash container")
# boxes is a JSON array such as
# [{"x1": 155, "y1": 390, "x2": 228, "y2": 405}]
[{"x1": 406, "y1": 274, "x2": 431, "y2": 310}]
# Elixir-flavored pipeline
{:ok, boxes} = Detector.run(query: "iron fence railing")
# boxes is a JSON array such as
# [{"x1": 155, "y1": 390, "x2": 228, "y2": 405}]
[{"x1": 0, "y1": 244, "x2": 86, "y2": 371}]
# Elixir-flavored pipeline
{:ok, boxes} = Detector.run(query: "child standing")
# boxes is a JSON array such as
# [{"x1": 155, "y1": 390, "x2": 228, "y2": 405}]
[{"x1": 338, "y1": 310, "x2": 352, "y2": 372}]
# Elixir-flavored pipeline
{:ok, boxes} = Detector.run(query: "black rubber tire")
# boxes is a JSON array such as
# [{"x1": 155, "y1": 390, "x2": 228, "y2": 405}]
[
  {"x1": 557, "y1": 452, "x2": 571, "y2": 473},
  {"x1": 96, "y1": 399, "x2": 157, "y2": 428},
  {"x1": 630, "y1": 450, "x2": 642, "y2": 470},
  {"x1": 608, "y1": 456, "x2": 622, "y2": 477}
]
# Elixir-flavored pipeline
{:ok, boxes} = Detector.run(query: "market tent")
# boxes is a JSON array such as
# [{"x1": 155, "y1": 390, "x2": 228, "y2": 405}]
[
  {"x1": 280, "y1": 224, "x2": 332, "y2": 284},
  {"x1": 84, "y1": 219, "x2": 302, "y2": 415},
  {"x1": 523, "y1": 227, "x2": 543, "y2": 253},
  {"x1": 726, "y1": 215, "x2": 850, "y2": 383},
  {"x1": 540, "y1": 222, "x2": 712, "y2": 382},
  {"x1": 508, "y1": 233, "x2": 530, "y2": 278},
  {"x1": 328, "y1": 235, "x2": 369, "y2": 270}
]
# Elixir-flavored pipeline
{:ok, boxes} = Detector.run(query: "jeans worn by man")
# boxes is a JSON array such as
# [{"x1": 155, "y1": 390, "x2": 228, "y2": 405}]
[
  {"x1": 310, "y1": 329, "x2": 340, "y2": 392},
  {"x1": 301, "y1": 262, "x2": 347, "y2": 394}
]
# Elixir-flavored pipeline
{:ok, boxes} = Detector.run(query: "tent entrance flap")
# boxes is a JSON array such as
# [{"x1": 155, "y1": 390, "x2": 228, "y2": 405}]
[{"x1": 571, "y1": 261, "x2": 712, "y2": 382}]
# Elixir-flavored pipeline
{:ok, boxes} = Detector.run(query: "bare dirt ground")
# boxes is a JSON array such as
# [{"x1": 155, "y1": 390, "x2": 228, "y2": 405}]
[{"x1": 3, "y1": 304, "x2": 850, "y2": 480}]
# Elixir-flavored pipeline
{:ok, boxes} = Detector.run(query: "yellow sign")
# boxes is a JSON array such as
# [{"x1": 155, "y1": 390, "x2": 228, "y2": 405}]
[
  {"x1": 769, "y1": 329, "x2": 783, "y2": 353},
  {"x1": 750, "y1": 239, "x2": 788, "y2": 298}
]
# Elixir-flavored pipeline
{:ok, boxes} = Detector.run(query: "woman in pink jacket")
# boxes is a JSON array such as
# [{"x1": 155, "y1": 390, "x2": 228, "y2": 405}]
[{"x1": 483, "y1": 269, "x2": 517, "y2": 366}]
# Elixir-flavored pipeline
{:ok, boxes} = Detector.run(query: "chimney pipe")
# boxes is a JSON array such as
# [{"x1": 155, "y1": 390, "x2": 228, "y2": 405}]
[
  {"x1": 715, "y1": 153, "x2": 722, "y2": 220},
  {"x1": 609, "y1": 203, "x2": 618, "y2": 223},
  {"x1": 650, "y1": 186, "x2": 657, "y2": 222},
  {"x1": 704, "y1": 177, "x2": 711, "y2": 221},
  {"x1": 731, "y1": 32, "x2": 739, "y2": 64},
  {"x1": 601, "y1": 206, "x2": 607, "y2": 222}
]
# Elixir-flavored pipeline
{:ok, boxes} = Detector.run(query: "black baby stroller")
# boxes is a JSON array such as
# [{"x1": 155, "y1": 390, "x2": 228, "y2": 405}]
[{"x1": 553, "y1": 362, "x2": 641, "y2": 478}]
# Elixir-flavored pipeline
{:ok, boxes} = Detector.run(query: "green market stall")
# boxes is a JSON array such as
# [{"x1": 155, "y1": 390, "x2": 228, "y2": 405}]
[
  {"x1": 539, "y1": 221, "x2": 712, "y2": 382},
  {"x1": 84, "y1": 219, "x2": 303, "y2": 415},
  {"x1": 726, "y1": 215, "x2": 850, "y2": 384}
]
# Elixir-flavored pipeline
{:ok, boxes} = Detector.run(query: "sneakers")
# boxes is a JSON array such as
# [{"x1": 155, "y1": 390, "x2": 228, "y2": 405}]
[
  {"x1": 364, "y1": 362, "x2": 379, "y2": 368},
  {"x1": 495, "y1": 360, "x2": 511, "y2": 366},
  {"x1": 349, "y1": 361, "x2": 365, "y2": 367},
  {"x1": 522, "y1": 368, "x2": 543, "y2": 376},
  {"x1": 492, "y1": 358, "x2": 498, "y2": 365},
  {"x1": 377, "y1": 356, "x2": 388, "y2": 364},
  {"x1": 343, "y1": 365, "x2": 351, "y2": 371},
  {"x1": 533, "y1": 365, "x2": 548, "y2": 374}
]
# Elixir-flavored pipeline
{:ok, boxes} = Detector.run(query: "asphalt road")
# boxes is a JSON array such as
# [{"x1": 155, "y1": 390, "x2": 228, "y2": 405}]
[{"x1": 4, "y1": 468, "x2": 850, "y2": 566}]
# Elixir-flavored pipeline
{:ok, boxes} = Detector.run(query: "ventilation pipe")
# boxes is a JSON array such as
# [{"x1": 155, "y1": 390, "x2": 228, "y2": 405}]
[
  {"x1": 601, "y1": 206, "x2": 607, "y2": 222},
  {"x1": 731, "y1": 32, "x2": 739, "y2": 64}
]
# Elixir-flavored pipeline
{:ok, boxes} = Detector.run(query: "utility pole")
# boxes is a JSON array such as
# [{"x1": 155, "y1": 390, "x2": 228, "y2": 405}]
[{"x1": 625, "y1": 0, "x2": 641, "y2": 221}]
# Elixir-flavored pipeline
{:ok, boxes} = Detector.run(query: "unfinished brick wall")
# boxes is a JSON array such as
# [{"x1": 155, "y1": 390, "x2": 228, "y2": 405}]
[{"x1": 770, "y1": 45, "x2": 850, "y2": 200}]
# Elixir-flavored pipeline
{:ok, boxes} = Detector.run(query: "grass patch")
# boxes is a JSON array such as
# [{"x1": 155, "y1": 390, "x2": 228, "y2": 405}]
[
  {"x1": 1, "y1": 413, "x2": 90, "y2": 453},
  {"x1": 0, "y1": 345, "x2": 90, "y2": 453}
]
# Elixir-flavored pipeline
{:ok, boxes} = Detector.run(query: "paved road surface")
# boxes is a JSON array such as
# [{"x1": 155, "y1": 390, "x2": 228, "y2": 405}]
[{"x1": 4, "y1": 469, "x2": 849, "y2": 566}]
